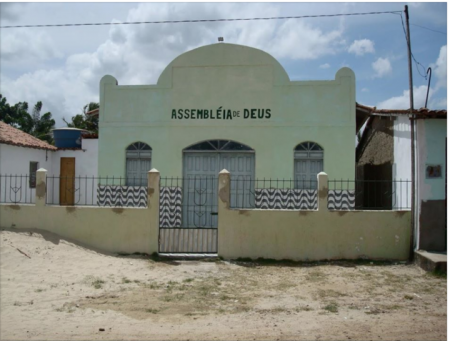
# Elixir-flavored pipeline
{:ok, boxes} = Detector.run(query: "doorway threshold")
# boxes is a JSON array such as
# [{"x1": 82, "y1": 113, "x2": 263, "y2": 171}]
[{"x1": 158, "y1": 253, "x2": 219, "y2": 260}]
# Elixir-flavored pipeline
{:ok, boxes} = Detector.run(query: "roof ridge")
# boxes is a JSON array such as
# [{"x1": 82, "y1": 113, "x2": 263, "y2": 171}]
[{"x1": 0, "y1": 121, "x2": 57, "y2": 151}]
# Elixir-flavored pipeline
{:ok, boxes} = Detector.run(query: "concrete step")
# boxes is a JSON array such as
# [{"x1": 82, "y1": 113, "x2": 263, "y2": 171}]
[{"x1": 415, "y1": 250, "x2": 447, "y2": 273}]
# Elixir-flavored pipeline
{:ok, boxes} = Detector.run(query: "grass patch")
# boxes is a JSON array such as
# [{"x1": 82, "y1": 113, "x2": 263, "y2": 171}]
[
  {"x1": 295, "y1": 305, "x2": 313, "y2": 312},
  {"x1": 35, "y1": 288, "x2": 45, "y2": 293},
  {"x1": 122, "y1": 277, "x2": 132, "y2": 284},
  {"x1": 145, "y1": 308, "x2": 159, "y2": 314},
  {"x1": 323, "y1": 302, "x2": 339, "y2": 313},
  {"x1": 316, "y1": 289, "x2": 347, "y2": 299},
  {"x1": 427, "y1": 270, "x2": 447, "y2": 279},
  {"x1": 92, "y1": 279, "x2": 105, "y2": 289},
  {"x1": 404, "y1": 294, "x2": 414, "y2": 300},
  {"x1": 148, "y1": 283, "x2": 160, "y2": 289},
  {"x1": 380, "y1": 304, "x2": 402, "y2": 311},
  {"x1": 183, "y1": 278, "x2": 194, "y2": 283},
  {"x1": 305, "y1": 270, "x2": 327, "y2": 282}
]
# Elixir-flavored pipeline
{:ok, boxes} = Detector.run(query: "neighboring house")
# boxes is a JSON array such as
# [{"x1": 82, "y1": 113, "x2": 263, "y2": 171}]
[
  {"x1": 356, "y1": 105, "x2": 395, "y2": 209},
  {"x1": 0, "y1": 121, "x2": 56, "y2": 203},
  {"x1": 0, "y1": 122, "x2": 98, "y2": 205},
  {"x1": 355, "y1": 106, "x2": 447, "y2": 253}
]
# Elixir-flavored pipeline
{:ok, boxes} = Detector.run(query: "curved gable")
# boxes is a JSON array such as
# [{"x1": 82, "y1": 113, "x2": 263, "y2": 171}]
[{"x1": 157, "y1": 43, "x2": 290, "y2": 87}]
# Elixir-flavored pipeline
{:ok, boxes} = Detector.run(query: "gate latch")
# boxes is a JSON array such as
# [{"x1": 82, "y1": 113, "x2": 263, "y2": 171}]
[{"x1": 210, "y1": 212, "x2": 218, "y2": 216}]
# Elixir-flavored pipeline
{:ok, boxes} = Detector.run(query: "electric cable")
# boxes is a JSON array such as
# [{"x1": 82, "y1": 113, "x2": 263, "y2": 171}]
[
  {"x1": 397, "y1": 13, "x2": 428, "y2": 80},
  {"x1": 0, "y1": 10, "x2": 403, "y2": 29}
]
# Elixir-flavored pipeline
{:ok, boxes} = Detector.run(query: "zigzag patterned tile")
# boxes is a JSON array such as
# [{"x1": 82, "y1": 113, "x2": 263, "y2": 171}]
[
  {"x1": 255, "y1": 189, "x2": 317, "y2": 210},
  {"x1": 328, "y1": 190, "x2": 355, "y2": 210},
  {"x1": 97, "y1": 186, "x2": 147, "y2": 207},
  {"x1": 159, "y1": 187, "x2": 182, "y2": 227}
]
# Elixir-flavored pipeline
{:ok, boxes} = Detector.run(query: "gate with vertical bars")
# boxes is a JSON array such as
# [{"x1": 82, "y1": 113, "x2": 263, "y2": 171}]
[{"x1": 158, "y1": 176, "x2": 219, "y2": 254}]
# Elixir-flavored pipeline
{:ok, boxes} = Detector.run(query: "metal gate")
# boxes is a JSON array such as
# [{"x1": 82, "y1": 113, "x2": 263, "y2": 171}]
[{"x1": 159, "y1": 145, "x2": 255, "y2": 254}]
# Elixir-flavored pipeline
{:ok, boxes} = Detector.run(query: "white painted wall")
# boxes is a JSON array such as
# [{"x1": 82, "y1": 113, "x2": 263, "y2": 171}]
[
  {"x1": 0, "y1": 144, "x2": 54, "y2": 204},
  {"x1": 0, "y1": 139, "x2": 99, "y2": 205},
  {"x1": 417, "y1": 119, "x2": 447, "y2": 202},
  {"x1": 392, "y1": 116, "x2": 412, "y2": 209},
  {"x1": 47, "y1": 139, "x2": 99, "y2": 205}
]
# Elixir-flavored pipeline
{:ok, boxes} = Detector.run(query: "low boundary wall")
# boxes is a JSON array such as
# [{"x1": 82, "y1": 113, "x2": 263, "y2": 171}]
[
  {"x1": 0, "y1": 169, "x2": 160, "y2": 254},
  {"x1": 218, "y1": 171, "x2": 411, "y2": 261},
  {"x1": 1, "y1": 169, "x2": 411, "y2": 260}
]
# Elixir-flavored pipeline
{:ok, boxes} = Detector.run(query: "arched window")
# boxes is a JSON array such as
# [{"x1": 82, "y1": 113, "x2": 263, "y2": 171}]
[
  {"x1": 126, "y1": 142, "x2": 152, "y2": 186},
  {"x1": 294, "y1": 142, "x2": 323, "y2": 189},
  {"x1": 184, "y1": 140, "x2": 253, "y2": 151}
]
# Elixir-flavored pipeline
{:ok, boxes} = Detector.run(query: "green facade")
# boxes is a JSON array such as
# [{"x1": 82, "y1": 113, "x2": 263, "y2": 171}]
[{"x1": 98, "y1": 43, "x2": 356, "y2": 179}]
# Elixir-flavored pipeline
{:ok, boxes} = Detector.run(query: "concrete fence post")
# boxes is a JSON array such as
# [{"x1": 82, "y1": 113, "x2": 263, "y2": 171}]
[
  {"x1": 218, "y1": 169, "x2": 230, "y2": 258},
  {"x1": 317, "y1": 172, "x2": 328, "y2": 212},
  {"x1": 35, "y1": 168, "x2": 47, "y2": 207},
  {"x1": 218, "y1": 169, "x2": 231, "y2": 211},
  {"x1": 147, "y1": 169, "x2": 160, "y2": 254}
]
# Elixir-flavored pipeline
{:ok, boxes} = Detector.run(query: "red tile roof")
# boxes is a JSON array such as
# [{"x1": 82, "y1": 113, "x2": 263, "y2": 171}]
[
  {"x1": 86, "y1": 108, "x2": 99, "y2": 116},
  {"x1": 0, "y1": 121, "x2": 57, "y2": 151}
]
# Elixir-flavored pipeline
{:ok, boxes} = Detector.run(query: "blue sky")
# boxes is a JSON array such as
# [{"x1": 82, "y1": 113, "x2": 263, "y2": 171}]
[{"x1": 0, "y1": 2, "x2": 447, "y2": 127}]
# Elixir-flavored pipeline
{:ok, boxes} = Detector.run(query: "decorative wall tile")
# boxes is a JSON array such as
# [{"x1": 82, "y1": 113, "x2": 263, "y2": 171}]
[
  {"x1": 255, "y1": 189, "x2": 317, "y2": 210},
  {"x1": 328, "y1": 190, "x2": 355, "y2": 210},
  {"x1": 97, "y1": 186, "x2": 147, "y2": 207},
  {"x1": 159, "y1": 187, "x2": 182, "y2": 227}
]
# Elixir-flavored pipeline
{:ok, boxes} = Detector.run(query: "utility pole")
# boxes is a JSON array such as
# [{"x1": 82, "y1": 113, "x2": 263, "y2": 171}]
[{"x1": 405, "y1": 5, "x2": 416, "y2": 259}]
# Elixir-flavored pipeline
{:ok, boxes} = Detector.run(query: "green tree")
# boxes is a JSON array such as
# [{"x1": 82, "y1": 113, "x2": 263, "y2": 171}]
[
  {"x1": 63, "y1": 102, "x2": 99, "y2": 133},
  {"x1": 0, "y1": 94, "x2": 55, "y2": 144}
]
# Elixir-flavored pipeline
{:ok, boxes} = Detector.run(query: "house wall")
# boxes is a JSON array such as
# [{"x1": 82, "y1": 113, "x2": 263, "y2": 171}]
[
  {"x1": 393, "y1": 116, "x2": 412, "y2": 209},
  {"x1": 98, "y1": 43, "x2": 355, "y2": 180},
  {"x1": 0, "y1": 139, "x2": 99, "y2": 206},
  {"x1": 417, "y1": 119, "x2": 447, "y2": 252},
  {"x1": 0, "y1": 144, "x2": 53, "y2": 204},
  {"x1": 48, "y1": 139, "x2": 99, "y2": 205},
  {"x1": 50, "y1": 139, "x2": 98, "y2": 176}
]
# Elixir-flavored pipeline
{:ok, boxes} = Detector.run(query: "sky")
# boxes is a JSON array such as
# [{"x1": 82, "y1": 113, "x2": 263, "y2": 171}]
[{"x1": 0, "y1": 2, "x2": 447, "y2": 128}]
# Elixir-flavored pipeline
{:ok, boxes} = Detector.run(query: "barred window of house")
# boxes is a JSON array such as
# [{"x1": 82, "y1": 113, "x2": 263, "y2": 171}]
[{"x1": 29, "y1": 162, "x2": 39, "y2": 188}]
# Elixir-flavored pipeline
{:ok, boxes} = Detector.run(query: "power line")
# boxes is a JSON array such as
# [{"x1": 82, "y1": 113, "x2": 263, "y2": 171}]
[
  {"x1": 410, "y1": 23, "x2": 446, "y2": 35},
  {"x1": 398, "y1": 13, "x2": 428, "y2": 80},
  {"x1": 0, "y1": 11, "x2": 402, "y2": 29}
]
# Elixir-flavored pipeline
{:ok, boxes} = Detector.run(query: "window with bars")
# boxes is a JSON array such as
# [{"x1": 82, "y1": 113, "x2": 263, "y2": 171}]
[
  {"x1": 126, "y1": 142, "x2": 152, "y2": 186},
  {"x1": 29, "y1": 162, "x2": 39, "y2": 188},
  {"x1": 294, "y1": 142, "x2": 324, "y2": 190}
]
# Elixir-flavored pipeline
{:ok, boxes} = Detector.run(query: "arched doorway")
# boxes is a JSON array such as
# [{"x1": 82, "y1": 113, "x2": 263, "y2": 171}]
[{"x1": 182, "y1": 140, "x2": 255, "y2": 228}]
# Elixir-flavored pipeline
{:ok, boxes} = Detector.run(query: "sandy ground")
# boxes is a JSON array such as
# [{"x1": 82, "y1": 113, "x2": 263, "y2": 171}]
[{"x1": 0, "y1": 229, "x2": 447, "y2": 341}]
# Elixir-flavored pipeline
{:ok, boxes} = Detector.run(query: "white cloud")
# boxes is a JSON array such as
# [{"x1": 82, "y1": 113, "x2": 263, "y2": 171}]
[
  {"x1": 1, "y1": 3, "x2": 351, "y2": 127},
  {"x1": 319, "y1": 63, "x2": 330, "y2": 69},
  {"x1": 1, "y1": 29, "x2": 63, "y2": 62},
  {"x1": 361, "y1": 88, "x2": 369, "y2": 92},
  {"x1": 266, "y1": 19, "x2": 345, "y2": 60},
  {"x1": 372, "y1": 57, "x2": 392, "y2": 78},
  {"x1": 377, "y1": 85, "x2": 432, "y2": 109},
  {"x1": 429, "y1": 97, "x2": 447, "y2": 109},
  {"x1": 431, "y1": 45, "x2": 447, "y2": 90},
  {"x1": 348, "y1": 39, "x2": 375, "y2": 56},
  {"x1": 377, "y1": 45, "x2": 448, "y2": 110}
]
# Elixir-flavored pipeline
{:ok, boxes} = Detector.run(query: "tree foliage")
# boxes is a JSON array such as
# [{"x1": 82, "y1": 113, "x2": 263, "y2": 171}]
[
  {"x1": 63, "y1": 102, "x2": 99, "y2": 133},
  {"x1": 0, "y1": 94, "x2": 55, "y2": 144}
]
